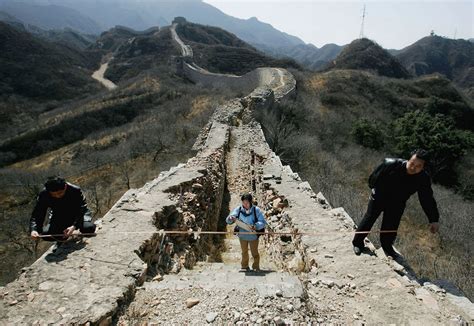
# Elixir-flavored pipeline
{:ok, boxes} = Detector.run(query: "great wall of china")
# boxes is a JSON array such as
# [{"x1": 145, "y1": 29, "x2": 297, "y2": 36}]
[{"x1": 0, "y1": 21, "x2": 472, "y2": 325}]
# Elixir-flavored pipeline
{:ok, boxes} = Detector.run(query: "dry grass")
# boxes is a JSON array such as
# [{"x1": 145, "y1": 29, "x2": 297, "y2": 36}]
[{"x1": 188, "y1": 96, "x2": 212, "y2": 119}]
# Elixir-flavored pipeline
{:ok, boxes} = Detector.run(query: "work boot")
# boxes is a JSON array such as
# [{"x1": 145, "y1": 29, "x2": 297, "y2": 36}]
[
  {"x1": 382, "y1": 246, "x2": 400, "y2": 259},
  {"x1": 239, "y1": 267, "x2": 251, "y2": 272},
  {"x1": 353, "y1": 245, "x2": 363, "y2": 256}
]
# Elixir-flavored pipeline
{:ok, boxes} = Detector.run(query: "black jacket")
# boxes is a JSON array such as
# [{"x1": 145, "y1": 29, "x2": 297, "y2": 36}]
[
  {"x1": 30, "y1": 183, "x2": 92, "y2": 233},
  {"x1": 368, "y1": 158, "x2": 440, "y2": 223}
]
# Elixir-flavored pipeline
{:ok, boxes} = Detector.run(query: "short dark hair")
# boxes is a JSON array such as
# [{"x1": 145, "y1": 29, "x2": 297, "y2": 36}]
[
  {"x1": 44, "y1": 176, "x2": 66, "y2": 192},
  {"x1": 241, "y1": 193, "x2": 253, "y2": 203},
  {"x1": 411, "y1": 148, "x2": 430, "y2": 163}
]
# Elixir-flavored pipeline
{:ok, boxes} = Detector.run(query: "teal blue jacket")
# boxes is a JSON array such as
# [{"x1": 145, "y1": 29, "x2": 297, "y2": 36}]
[{"x1": 226, "y1": 205, "x2": 266, "y2": 241}]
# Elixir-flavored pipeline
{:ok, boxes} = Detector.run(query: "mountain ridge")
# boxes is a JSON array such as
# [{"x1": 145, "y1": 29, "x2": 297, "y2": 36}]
[
  {"x1": 324, "y1": 38, "x2": 409, "y2": 78},
  {"x1": 396, "y1": 35, "x2": 474, "y2": 97}
]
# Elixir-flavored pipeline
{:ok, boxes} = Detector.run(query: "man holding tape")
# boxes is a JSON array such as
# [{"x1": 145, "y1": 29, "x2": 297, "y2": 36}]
[
  {"x1": 226, "y1": 193, "x2": 267, "y2": 272},
  {"x1": 352, "y1": 149, "x2": 440, "y2": 258},
  {"x1": 30, "y1": 176, "x2": 96, "y2": 242}
]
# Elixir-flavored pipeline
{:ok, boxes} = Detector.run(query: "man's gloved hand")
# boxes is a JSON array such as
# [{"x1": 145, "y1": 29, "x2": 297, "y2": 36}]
[
  {"x1": 63, "y1": 225, "x2": 76, "y2": 237},
  {"x1": 429, "y1": 222, "x2": 439, "y2": 234},
  {"x1": 30, "y1": 231, "x2": 40, "y2": 240}
]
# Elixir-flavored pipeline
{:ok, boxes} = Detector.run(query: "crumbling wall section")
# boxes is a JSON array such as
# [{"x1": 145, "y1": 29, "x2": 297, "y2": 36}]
[
  {"x1": 171, "y1": 22, "x2": 296, "y2": 100},
  {"x1": 248, "y1": 122, "x2": 474, "y2": 323},
  {"x1": 0, "y1": 107, "x2": 233, "y2": 325}
]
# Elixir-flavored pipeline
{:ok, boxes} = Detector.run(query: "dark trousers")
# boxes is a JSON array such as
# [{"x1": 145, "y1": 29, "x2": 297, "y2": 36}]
[
  {"x1": 41, "y1": 221, "x2": 96, "y2": 242},
  {"x1": 352, "y1": 197, "x2": 405, "y2": 251}
]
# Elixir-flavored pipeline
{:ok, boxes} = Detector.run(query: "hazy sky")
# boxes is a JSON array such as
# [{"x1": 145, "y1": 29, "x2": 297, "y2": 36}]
[{"x1": 204, "y1": 0, "x2": 473, "y2": 49}]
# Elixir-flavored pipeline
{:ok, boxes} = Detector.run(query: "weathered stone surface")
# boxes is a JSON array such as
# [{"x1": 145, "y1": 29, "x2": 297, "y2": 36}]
[
  {"x1": 206, "y1": 311, "x2": 218, "y2": 323},
  {"x1": 415, "y1": 288, "x2": 440, "y2": 311},
  {"x1": 2, "y1": 19, "x2": 472, "y2": 326},
  {"x1": 185, "y1": 298, "x2": 200, "y2": 308}
]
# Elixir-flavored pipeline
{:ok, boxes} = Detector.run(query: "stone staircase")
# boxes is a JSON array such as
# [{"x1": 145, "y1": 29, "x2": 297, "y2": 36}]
[{"x1": 144, "y1": 237, "x2": 304, "y2": 299}]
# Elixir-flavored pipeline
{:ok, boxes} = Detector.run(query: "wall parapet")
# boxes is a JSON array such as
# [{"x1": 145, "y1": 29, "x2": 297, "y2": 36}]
[{"x1": 171, "y1": 23, "x2": 296, "y2": 101}]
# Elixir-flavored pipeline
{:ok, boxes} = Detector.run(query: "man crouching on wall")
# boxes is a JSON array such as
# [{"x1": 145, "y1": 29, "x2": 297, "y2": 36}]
[{"x1": 30, "y1": 176, "x2": 97, "y2": 244}]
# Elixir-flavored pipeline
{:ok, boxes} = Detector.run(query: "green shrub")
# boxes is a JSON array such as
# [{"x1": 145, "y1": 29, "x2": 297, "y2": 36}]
[
  {"x1": 393, "y1": 110, "x2": 474, "y2": 184},
  {"x1": 351, "y1": 118, "x2": 385, "y2": 149}
]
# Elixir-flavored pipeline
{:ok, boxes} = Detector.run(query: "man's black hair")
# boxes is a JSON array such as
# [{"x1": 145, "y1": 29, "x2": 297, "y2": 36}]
[
  {"x1": 241, "y1": 193, "x2": 253, "y2": 203},
  {"x1": 44, "y1": 176, "x2": 66, "y2": 192},
  {"x1": 411, "y1": 148, "x2": 430, "y2": 163}
]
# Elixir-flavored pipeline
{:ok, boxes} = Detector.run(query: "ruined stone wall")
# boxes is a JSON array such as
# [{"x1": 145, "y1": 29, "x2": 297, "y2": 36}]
[
  {"x1": 1, "y1": 22, "x2": 472, "y2": 326},
  {"x1": 171, "y1": 23, "x2": 296, "y2": 100},
  {"x1": 182, "y1": 62, "x2": 259, "y2": 95},
  {"x1": 0, "y1": 107, "x2": 233, "y2": 324},
  {"x1": 245, "y1": 121, "x2": 474, "y2": 323}
]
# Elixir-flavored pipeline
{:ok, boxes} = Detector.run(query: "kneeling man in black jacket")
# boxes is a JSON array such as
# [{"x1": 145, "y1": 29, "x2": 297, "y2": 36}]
[
  {"x1": 30, "y1": 176, "x2": 96, "y2": 242},
  {"x1": 352, "y1": 149, "x2": 440, "y2": 257}
]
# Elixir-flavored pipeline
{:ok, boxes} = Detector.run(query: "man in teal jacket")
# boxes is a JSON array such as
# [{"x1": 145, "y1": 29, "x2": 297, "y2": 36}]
[{"x1": 226, "y1": 193, "x2": 267, "y2": 272}]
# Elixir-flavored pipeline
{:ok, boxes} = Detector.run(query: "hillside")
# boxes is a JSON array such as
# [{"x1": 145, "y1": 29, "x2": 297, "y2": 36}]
[
  {"x1": 0, "y1": 1, "x2": 101, "y2": 34},
  {"x1": 0, "y1": 22, "x2": 101, "y2": 101},
  {"x1": 36, "y1": 28, "x2": 97, "y2": 50},
  {"x1": 0, "y1": 0, "x2": 305, "y2": 50},
  {"x1": 0, "y1": 21, "x2": 104, "y2": 141},
  {"x1": 0, "y1": 9, "x2": 18, "y2": 23},
  {"x1": 258, "y1": 42, "x2": 344, "y2": 71},
  {"x1": 324, "y1": 38, "x2": 410, "y2": 78},
  {"x1": 77, "y1": 0, "x2": 305, "y2": 48},
  {"x1": 0, "y1": 11, "x2": 97, "y2": 50},
  {"x1": 0, "y1": 0, "x2": 343, "y2": 70},
  {"x1": 175, "y1": 20, "x2": 300, "y2": 75},
  {"x1": 396, "y1": 35, "x2": 474, "y2": 97},
  {"x1": 98, "y1": 26, "x2": 179, "y2": 83}
]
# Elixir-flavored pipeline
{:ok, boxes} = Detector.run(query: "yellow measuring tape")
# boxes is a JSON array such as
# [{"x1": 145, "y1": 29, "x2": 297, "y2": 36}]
[{"x1": 37, "y1": 229, "x2": 399, "y2": 239}]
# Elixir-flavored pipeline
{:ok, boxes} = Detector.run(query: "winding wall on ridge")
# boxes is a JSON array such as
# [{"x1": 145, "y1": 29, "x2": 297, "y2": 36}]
[{"x1": 0, "y1": 20, "x2": 472, "y2": 325}]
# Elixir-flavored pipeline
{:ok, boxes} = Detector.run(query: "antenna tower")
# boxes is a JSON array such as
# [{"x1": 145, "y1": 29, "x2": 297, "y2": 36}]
[{"x1": 359, "y1": 4, "x2": 367, "y2": 39}]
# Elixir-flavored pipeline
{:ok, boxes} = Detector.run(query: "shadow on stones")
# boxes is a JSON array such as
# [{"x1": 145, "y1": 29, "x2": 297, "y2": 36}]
[
  {"x1": 207, "y1": 177, "x2": 231, "y2": 263},
  {"x1": 360, "y1": 247, "x2": 376, "y2": 257},
  {"x1": 242, "y1": 269, "x2": 275, "y2": 275},
  {"x1": 44, "y1": 241, "x2": 86, "y2": 263}
]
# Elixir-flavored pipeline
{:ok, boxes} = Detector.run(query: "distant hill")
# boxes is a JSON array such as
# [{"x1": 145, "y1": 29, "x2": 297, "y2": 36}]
[
  {"x1": 0, "y1": 0, "x2": 342, "y2": 69},
  {"x1": 99, "y1": 21, "x2": 300, "y2": 83},
  {"x1": 97, "y1": 26, "x2": 179, "y2": 82},
  {"x1": 396, "y1": 36, "x2": 474, "y2": 97},
  {"x1": 0, "y1": 10, "x2": 96, "y2": 49},
  {"x1": 37, "y1": 28, "x2": 97, "y2": 50},
  {"x1": 66, "y1": 0, "x2": 305, "y2": 48},
  {"x1": 325, "y1": 38, "x2": 409, "y2": 78},
  {"x1": 257, "y1": 42, "x2": 344, "y2": 70},
  {"x1": 95, "y1": 26, "x2": 154, "y2": 52},
  {"x1": 0, "y1": 1, "x2": 101, "y2": 34},
  {"x1": 0, "y1": 22, "x2": 101, "y2": 101},
  {"x1": 175, "y1": 20, "x2": 300, "y2": 75},
  {"x1": 0, "y1": 10, "x2": 18, "y2": 23},
  {"x1": 0, "y1": 0, "x2": 306, "y2": 53}
]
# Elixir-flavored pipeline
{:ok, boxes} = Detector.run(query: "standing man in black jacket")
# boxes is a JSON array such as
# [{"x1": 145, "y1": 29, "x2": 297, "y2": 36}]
[
  {"x1": 30, "y1": 176, "x2": 96, "y2": 242},
  {"x1": 352, "y1": 149, "x2": 440, "y2": 257}
]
